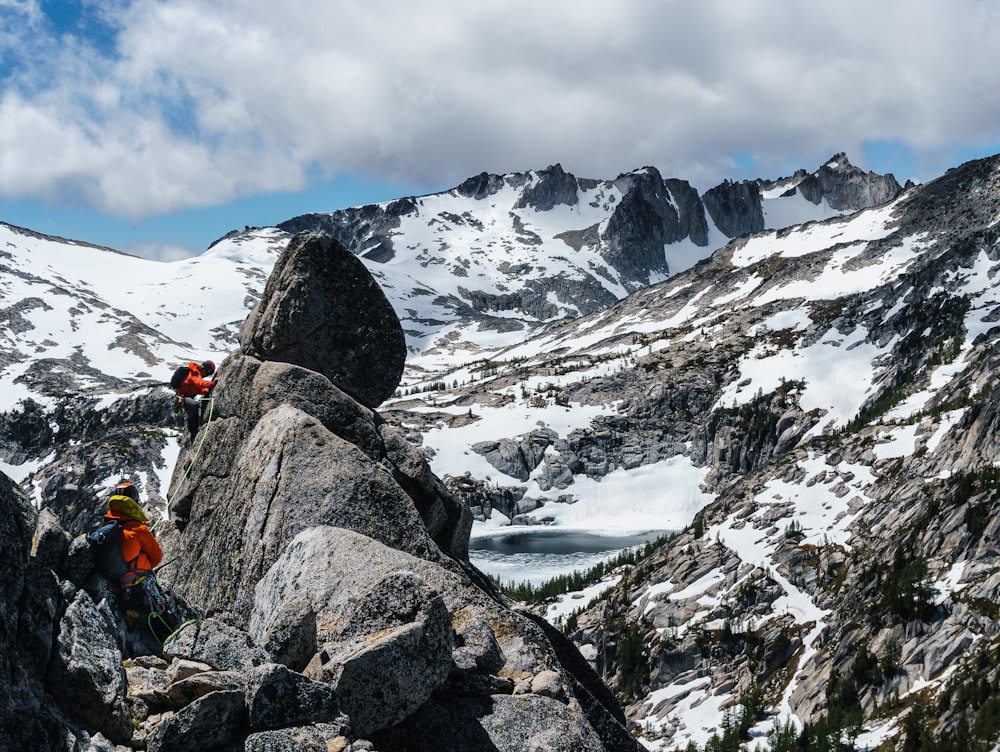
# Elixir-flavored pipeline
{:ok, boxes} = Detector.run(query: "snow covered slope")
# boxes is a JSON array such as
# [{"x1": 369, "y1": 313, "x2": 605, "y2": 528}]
[
  {"x1": 411, "y1": 154, "x2": 1000, "y2": 750},
  {"x1": 0, "y1": 223, "x2": 287, "y2": 408},
  {"x1": 0, "y1": 154, "x2": 894, "y2": 421}
]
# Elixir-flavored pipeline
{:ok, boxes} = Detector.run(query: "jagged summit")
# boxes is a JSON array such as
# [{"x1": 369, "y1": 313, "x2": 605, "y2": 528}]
[{"x1": 275, "y1": 154, "x2": 901, "y2": 369}]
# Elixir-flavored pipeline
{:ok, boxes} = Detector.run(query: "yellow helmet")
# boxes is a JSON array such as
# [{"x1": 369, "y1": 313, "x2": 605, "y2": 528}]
[{"x1": 108, "y1": 482, "x2": 147, "y2": 522}]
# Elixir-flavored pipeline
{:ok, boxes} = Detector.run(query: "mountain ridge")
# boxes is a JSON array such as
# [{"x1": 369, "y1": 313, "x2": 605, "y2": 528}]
[
  {"x1": 7, "y1": 151, "x2": 994, "y2": 751},
  {"x1": 420, "y1": 153, "x2": 1000, "y2": 749}
]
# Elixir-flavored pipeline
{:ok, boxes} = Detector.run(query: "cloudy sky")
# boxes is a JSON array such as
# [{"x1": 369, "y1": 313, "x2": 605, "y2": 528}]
[{"x1": 1, "y1": 0, "x2": 998, "y2": 260}]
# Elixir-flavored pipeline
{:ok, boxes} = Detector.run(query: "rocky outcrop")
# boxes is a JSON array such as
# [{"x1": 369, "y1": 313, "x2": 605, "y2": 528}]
[
  {"x1": 795, "y1": 152, "x2": 903, "y2": 210},
  {"x1": 603, "y1": 168, "x2": 705, "y2": 285},
  {"x1": 453, "y1": 171, "x2": 510, "y2": 201},
  {"x1": 702, "y1": 179, "x2": 765, "y2": 238},
  {"x1": 239, "y1": 232, "x2": 406, "y2": 408},
  {"x1": 514, "y1": 163, "x2": 580, "y2": 211},
  {"x1": 158, "y1": 233, "x2": 639, "y2": 750},
  {"x1": 472, "y1": 427, "x2": 558, "y2": 481},
  {"x1": 250, "y1": 527, "x2": 456, "y2": 736},
  {"x1": 442, "y1": 474, "x2": 527, "y2": 522}
]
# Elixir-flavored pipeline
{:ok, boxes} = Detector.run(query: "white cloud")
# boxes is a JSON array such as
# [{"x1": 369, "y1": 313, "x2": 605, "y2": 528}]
[{"x1": 0, "y1": 0, "x2": 998, "y2": 219}]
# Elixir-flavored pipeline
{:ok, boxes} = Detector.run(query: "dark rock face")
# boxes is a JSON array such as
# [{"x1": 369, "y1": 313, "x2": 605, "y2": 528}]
[
  {"x1": 239, "y1": 232, "x2": 406, "y2": 408},
  {"x1": 46, "y1": 589, "x2": 133, "y2": 743},
  {"x1": 460, "y1": 275, "x2": 618, "y2": 319},
  {"x1": 0, "y1": 475, "x2": 58, "y2": 749},
  {"x1": 375, "y1": 692, "x2": 608, "y2": 752},
  {"x1": 603, "y1": 168, "x2": 702, "y2": 284},
  {"x1": 453, "y1": 171, "x2": 509, "y2": 200},
  {"x1": 278, "y1": 198, "x2": 419, "y2": 264},
  {"x1": 0, "y1": 473, "x2": 146, "y2": 749},
  {"x1": 664, "y1": 177, "x2": 710, "y2": 247},
  {"x1": 796, "y1": 152, "x2": 903, "y2": 210},
  {"x1": 146, "y1": 689, "x2": 246, "y2": 752},
  {"x1": 514, "y1": 163, "x2": 580, "y2": 211},
  {"x1": 245, "y1": 662, "x2": 341, "y2": 731},
  {"x1": 702, "y1": 179, "x2": 765, "y2": 237}
]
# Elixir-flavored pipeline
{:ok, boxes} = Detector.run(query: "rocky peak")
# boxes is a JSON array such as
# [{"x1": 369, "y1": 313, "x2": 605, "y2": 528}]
[
  {"x1": 239, "y1": 232, "x2": 406, "y2": 408},
  {"x1": 794, "y1": 151, "x2": 904, "y2": 210},
  {"x1": 513, "y1": 163, "x2": 580, "y2": 211},
  {"x1": 599, "y1": 167, "x2": 711, "y2": 284},
  {"x1": 701, "y1": 178, "x2": 765, "y2": 237},
  {"x1": 453, "y1": 170, "x2": 509, "y2": 200}
]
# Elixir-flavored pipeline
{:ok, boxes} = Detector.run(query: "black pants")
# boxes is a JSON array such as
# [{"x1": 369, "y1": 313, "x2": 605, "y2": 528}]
[{"x1": 182, "y1": 397, "x2": 202, "y2": 441}]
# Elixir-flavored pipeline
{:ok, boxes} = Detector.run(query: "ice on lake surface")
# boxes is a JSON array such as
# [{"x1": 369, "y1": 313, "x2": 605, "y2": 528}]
[{"x1": 469, "y1": 528, "x2": 666, "y2": 587}]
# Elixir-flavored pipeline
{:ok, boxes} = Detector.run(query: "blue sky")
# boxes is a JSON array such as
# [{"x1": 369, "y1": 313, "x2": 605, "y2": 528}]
[{"x1": 1, "y1": 0, "x2": 999, "y2": 260}]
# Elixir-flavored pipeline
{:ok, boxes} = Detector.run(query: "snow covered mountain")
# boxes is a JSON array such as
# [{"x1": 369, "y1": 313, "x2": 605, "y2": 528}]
[
  {"x1": 277, "y1": 153, "x2": 902, "y2": 376},
  {"x1": 409, "y1": 154, "x2": 1000, "y2": 750},
  {"x1": 5, "y1": 150, "x2": 965, "y2": 749},
  {"x1": 0, "y1": 223, "x2": 290, "y2": 509},
  {"x1": 0, "y1": 152, "x2": 895, "y2": 501}
]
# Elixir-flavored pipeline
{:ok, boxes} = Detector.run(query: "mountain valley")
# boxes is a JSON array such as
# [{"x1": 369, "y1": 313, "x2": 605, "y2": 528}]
[{"x1": 3, "y1": 152, "x2": 998, "y2": 750}]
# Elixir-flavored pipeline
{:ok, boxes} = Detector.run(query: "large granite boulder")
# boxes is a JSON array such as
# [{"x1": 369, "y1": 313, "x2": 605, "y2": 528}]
[
  {"x1": 239, "y1": 232, "x2": 405, "y2": 408},
  {"x1": 375, "y1": 692, "x2": 609, "y2": 752},
  {"x1": 156, "y1": 230, "x2": 637, "y2": 749},
  {"x1": 161, "y1": 357, "x2": 471, "y2": 620},
  {"x1": 250, "y1": 527, "x2": 455, "y2": 736},
  {"x1": 0, "y1": 224, "x2": 638, "y2": 750},
  {"x1": 45, "y1": 589, "x2": 133, "y2": 743}
]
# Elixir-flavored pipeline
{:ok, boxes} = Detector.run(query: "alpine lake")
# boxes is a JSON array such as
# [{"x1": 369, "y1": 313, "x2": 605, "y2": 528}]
[{"x1": 468, "y1": 527, "x2": 668, "y2": 588}]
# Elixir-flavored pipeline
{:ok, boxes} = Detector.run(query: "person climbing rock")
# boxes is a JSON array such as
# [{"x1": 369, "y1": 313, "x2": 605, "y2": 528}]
[
  {"x1": 90, "y1": 481, "x2": 181, "y2": 641},
  {"x1": 171, "y1": 359, "x2": 216, "y2": 443},
  {"x1": 99, "y1": 481, "x2": 163, "y2": 585}
]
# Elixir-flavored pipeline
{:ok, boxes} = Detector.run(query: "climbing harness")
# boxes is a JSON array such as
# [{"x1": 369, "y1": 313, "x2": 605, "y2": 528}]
[{"x1": 127, "y1": 568, "x2": 196, "y2": 644}]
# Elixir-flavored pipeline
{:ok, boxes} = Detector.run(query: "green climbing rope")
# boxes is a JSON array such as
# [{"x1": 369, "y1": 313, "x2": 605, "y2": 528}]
[
  {"x1": 153, "y1": 396, "x2": 214, "y2": 532},
  {"x1": 148, "y1": 612, "x2": 199, "y2": 646}
]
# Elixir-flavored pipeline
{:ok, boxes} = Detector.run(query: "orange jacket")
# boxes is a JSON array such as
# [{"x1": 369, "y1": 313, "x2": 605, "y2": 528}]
[
  {"x1": 175, "y1": 361, "x2": 215, "y2": 398},
  {"x1": 103, "y1": 509, "x2": 163, "y2": 580}
]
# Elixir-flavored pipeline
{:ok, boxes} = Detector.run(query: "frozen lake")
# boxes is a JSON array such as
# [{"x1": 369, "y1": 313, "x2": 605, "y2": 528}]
[{"x1": 469, "y1": 528, "x2": 666, "y2": 587}]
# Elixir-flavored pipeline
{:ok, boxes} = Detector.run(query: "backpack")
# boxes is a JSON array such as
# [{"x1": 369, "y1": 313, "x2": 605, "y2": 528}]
[
  {"x1": 87, "y1": 519, "x2": 131, "y2": 581},
  {"x1": 170, "y1": 366, "x2": 191, "y2": 390}
]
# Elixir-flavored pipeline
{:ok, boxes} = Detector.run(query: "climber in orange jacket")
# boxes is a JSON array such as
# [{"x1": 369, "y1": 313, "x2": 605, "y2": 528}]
[
  {"x1": 95, "y1": 481, "x2": 182, "y2": 640},
  {"x1": 174, "y1": 359, "x2": 216, "y2": 443},
  {"x1": 103, "y1": 481, "x2": 162, "y2": 587}
]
